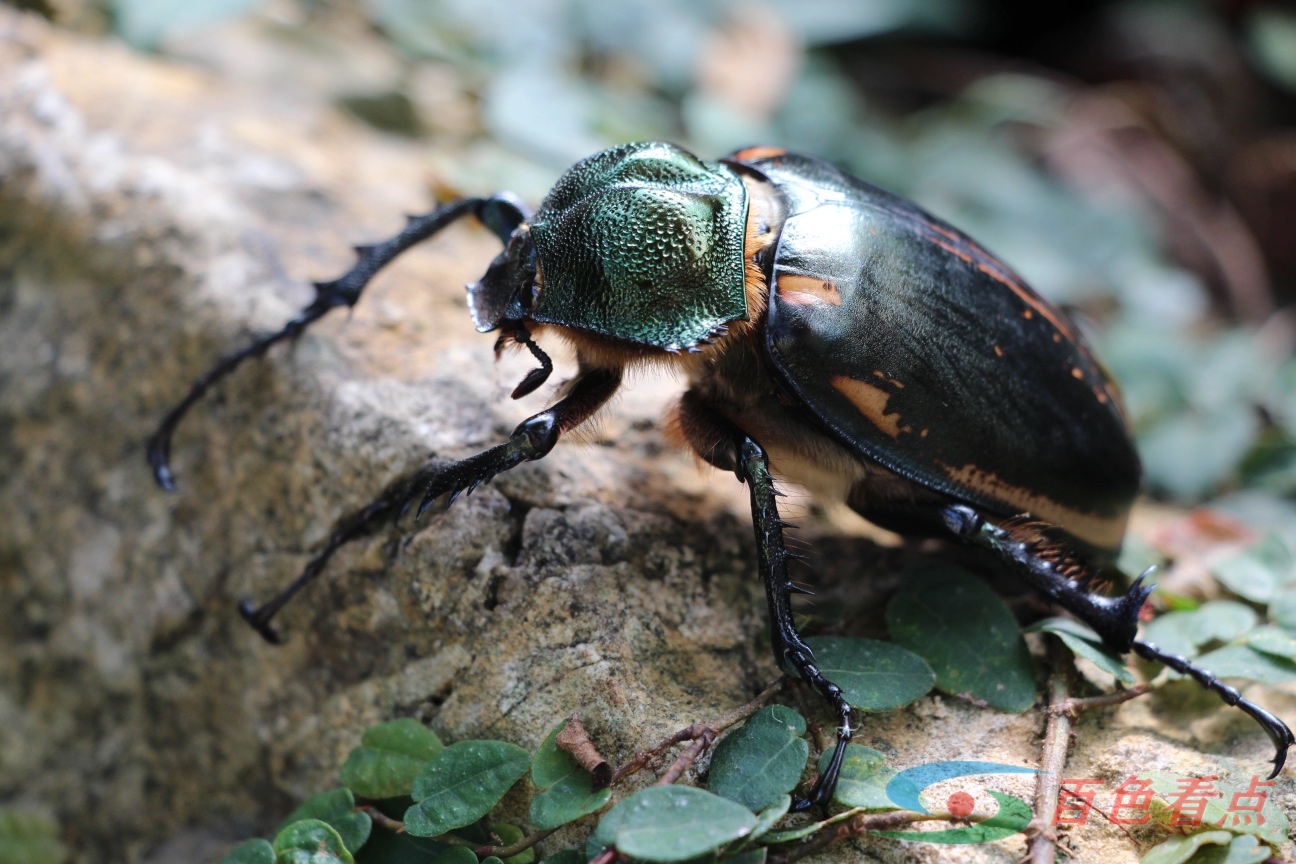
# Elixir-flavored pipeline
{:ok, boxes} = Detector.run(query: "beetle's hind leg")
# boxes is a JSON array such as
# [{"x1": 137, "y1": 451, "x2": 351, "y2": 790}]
[{"x1": 943, "y1": 503, "x2": 1295, "y2": 777}]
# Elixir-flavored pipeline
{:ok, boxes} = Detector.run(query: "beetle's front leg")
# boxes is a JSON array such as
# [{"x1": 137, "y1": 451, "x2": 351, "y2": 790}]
[
  {"x1": 238, "y1": 365, "x2": 620, "y2": 642},
  {"x1": 406, "y1": 365, "x2": 622, "y2": 517},
  {"x1": 737, "y1": 437, "x2": 854, "y2": 812},
  {"x1": 943, "y1": 504, "x2": 1295, "y2": 777}
]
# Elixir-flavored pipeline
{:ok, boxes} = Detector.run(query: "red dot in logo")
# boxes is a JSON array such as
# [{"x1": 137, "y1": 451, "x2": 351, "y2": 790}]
[{"x1": 947, "y1": 790, "x2": 975, "y2": 818}]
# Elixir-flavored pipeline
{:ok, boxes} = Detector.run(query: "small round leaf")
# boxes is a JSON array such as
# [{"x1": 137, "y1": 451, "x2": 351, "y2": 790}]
[
  {"x1": 341, "y1": 719, "x2": 444, "y2": 800},
  {"x1": 803, "y1": 637, "x2": 935, "y2": 711},
  {"x1": 707, "y1": 705, "x2": 808, "y2": 812},
  {"x1": 595, "y1": 786, "x2": 757, "y2": 862},
  {"x1": 405, "y1": 741, "x2": 531, "y2": 837},
  {"x1": 529, "y1": 722, "x2": 613, "y2": 830},
  {"x1": 431, "y1": 847, "x2": 479, "y2": 864},
  {"x1": 816, "y1": 744, "x2": 896, "y2": 810},
  {"x1": 273, "y1": 819, "x2": 354, "y2": 864}
]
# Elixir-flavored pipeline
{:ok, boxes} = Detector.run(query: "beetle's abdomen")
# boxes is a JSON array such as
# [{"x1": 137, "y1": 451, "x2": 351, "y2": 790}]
[
  {"x1": 736, "y1": 151, "x2": 1140, "y2": 552},
  {"x1": 529, "y1": 142, "x2": 750, "y2": 351}
]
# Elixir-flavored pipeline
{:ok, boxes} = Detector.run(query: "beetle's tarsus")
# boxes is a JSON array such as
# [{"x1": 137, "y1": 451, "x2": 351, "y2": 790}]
[
  {"x1": 236, "y1": 496, "x2": 396, "y2": 641},
  {"x1": 1132, "y1": 640, "x2": 1294, "y2": 777}
]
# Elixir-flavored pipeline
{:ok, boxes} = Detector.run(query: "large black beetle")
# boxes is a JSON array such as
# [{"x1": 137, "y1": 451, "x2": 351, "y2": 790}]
[{"x1": 148, "y1": 141, "x2": 1294, "y2": 809}]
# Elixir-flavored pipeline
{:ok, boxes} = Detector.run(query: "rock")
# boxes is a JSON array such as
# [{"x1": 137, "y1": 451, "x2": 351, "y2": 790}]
[{"x1": 0, "y1": 10, "x2": 1290, "y2": 864}]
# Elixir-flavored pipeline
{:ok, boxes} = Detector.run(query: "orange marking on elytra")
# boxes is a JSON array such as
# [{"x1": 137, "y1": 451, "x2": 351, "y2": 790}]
[
  {"x1": 777, "y1": 274, "x2": 842, "y2": 306},
  {"x1": 1071, "y1": 367, "x2": 1084, "y2": 380},
  {"x1": 936, "y1": 461, "x2": 1128, "y2": 550},
  {"x1": 832, "y1": 375, "x2": 911, "y2": 439},
  {"x1": 732, "y1": 145, "x2": 788, "y2": 161},
  {"x1": 993, "y1": 345, "x2": 1004, "y2": 358}
]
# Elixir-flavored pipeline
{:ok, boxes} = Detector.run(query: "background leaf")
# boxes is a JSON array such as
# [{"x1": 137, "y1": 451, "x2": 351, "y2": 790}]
[
  {"x1": 273, "y1": 819, "x2": 354, "y2": 864},
  {"x1": 886, "y1": 563, "x2": 1036, "y2": 711},
  {"x1": 707, "y1": 705, "x2": 808, "y2": 812},
  {"x1": 0, "y1": 809, "x2": 69, "y2": 864},
  {"x1": 219, "y1": 838, "x2": 274, "y2": 864},
  {"x1": 528, "y1": 721, "x2": 612, "y2": 830},
  {"x1": 1026, "y1": 618, "x2": 1135, "y2": 683}
]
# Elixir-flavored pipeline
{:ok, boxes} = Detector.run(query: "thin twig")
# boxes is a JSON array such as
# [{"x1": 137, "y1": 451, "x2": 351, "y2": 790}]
[
  {"x1": 768, "y1": 810, "x2": 933, "y2": 864},
  {"x1": 357, "y1": 805, "x2": 405, "y2": 834},
  {"x1": 1051, "y1": 683, "x2": 1152, "y2": 718},
  {"x1": 475, "y1": 827, "x2": 558, "y2": 858},
  {"x1": 611, "y1": 677, "x2": 782, "y2": 784},
  {"x1": 1026, "y1": 638, "x2": 1077, "y2": 864},
  {"x1": 657, "y1": 730, "x2": 717, "y2": 786}
]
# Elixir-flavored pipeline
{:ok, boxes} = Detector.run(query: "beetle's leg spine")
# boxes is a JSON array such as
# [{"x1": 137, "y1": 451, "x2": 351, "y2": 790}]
[
  {"x1": 147, "y1": 194, "x2": 530, "y2": 491},
  {"x1": 738, "y1": 437, "x2": 853, "y2": 812},
  {"x1": 1132, "y1": 640, "x2": 1294, "y2": 777}
]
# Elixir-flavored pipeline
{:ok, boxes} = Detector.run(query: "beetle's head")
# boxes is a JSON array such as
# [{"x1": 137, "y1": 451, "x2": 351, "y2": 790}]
[
  {"x1": 522, "y1": 141, "x2": 751, "y2": 351},
  {"x1": 467, "y1": 226, "x2": 538, "y2": 334}
]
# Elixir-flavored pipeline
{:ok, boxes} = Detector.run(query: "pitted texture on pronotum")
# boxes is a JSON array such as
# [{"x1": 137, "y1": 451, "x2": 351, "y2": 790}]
[{"x1": 529, "y1": 141, "x2": 749, "y2": 349}]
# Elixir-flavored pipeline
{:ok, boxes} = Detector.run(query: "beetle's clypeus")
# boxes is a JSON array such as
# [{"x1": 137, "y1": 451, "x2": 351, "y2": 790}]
[{"x1": 149, "y1": 141, "x2": 1294, "y2": 808}]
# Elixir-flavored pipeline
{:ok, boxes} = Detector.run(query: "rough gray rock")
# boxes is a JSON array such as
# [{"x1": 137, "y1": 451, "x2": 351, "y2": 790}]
[{"x1": 1, "y1": 11, "x2": 1291, "y2": 864}]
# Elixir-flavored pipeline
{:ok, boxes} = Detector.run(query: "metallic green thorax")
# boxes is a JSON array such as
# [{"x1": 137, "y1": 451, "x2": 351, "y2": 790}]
[{"x1": 529, "y1": 142, "x2": 750, "y2": 350}]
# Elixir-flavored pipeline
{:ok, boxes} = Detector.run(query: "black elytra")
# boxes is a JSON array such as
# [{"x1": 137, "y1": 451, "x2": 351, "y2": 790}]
[{"x1": 148, "y1": 142, "x2": 1294, "y2": 810}]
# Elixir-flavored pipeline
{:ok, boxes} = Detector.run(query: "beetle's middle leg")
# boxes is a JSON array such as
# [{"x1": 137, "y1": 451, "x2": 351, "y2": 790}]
[
  {"x1": 238, "y1": 365, "x2": 622, "y2": 642},
  {"x1": 673, "y1": 390, "x2": 854, "y2": 811},
  {"x1": 943, "y1": 503, "x2": 1295, "y2": 777}
]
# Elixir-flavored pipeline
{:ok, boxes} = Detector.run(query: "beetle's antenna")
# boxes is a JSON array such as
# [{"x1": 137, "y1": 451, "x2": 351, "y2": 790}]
[{"x1": 510, "y1": 324, "x2": 553, "y2": 399}]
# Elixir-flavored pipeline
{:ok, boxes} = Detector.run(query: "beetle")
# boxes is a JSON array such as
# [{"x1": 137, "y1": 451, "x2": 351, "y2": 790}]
[{"x1": 148, "y1": 141, "x2": 1294, "y2": 809}]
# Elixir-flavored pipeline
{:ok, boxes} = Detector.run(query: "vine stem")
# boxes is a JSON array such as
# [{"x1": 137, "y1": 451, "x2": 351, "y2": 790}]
[
  {"x1": 1025, "y1": 642, "x2": 1153, "y2": 864},
  {"x1": 474, "y1": 827, "x2": 559, "y2": 858},
  {"x1": 767, "y1": 811, "x2": 937, "y2": 864},
  {"x1": 611, "y1": 677, "x2": 782, "y2": 785}
]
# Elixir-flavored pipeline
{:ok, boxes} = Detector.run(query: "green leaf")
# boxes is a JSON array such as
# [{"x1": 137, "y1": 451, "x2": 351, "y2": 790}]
[
  {"x1": 481, "y1": 858, "x2": 504, "y2": 864},
  {"x1": 1269, "y1": 587, "x2": 1296, "y2": 629},
  {"x1": 594, "y1": 786, "x2": 756, "y2": 862},
  {"x1": 430, "y1": 848, "x2": 478, "y2": 864},
  {"x1": 1246, "y1": 625, "x2": 1296, "y2": 659},
  {"x1": 0, "y1": 809, "x2": 69, "y2": 864},
  {"x1": 1191, "y1": 645, "x2": 1296, "y2": 685},
  {"x1": 405, "y1": 741, "x2": 531, "y2": 837},
  {"x1": 1193, "y1": 602, "x2": 1259, "y2": 643},
  {"x1": 280, "y1": 788, "x2": 371, "y2": 855},
  {"x1": 1138, "y1": 830, "x2": 1232, "y2": 864},
  {"x1": 493, "y1": 825, "x2": 534, "y2": 864},
  {"x1": 341, "y1": 719, "x2": 444, "y2": 800},
  {"x1": 1192, "y1": 835, "x2": 1272, "y2": 864},
  {"x1": 886, "y1": 562, "x2": 1036, "y2": 711},
  {"x1": 707, "y1": 706, "x2": 809, "y2": 812},
  {"x1": 529, "y1": 722, "x2": 612, "y2": 830},
  {"x1": 803, "y1": 637, "x2": 935, "y2": 711},
  {"x1": 273, "y1": 819, "x2": 354, "y2": 864},
  {"x1": 816, "y1": 745, "x2": 897, "y2": 809},
  {"x1": 1142, "y1": 611, "x2": 1202, "y2": 658},
  {"x1": 1212, "y1": 534, "x2": 1292, "y2": 603},
  {"x1": 1027, "y1": 618, "x2": 1135, "y2": 683},
  {"x1": 748, "y1": 797, "x2": 790, "y2": 842},
  {"x1": 220, "y1": 839, "x2": 275, "y2": 864},
  {"x1": 1145, "y1": 772, "x2": 1289, "y2": 847}
]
